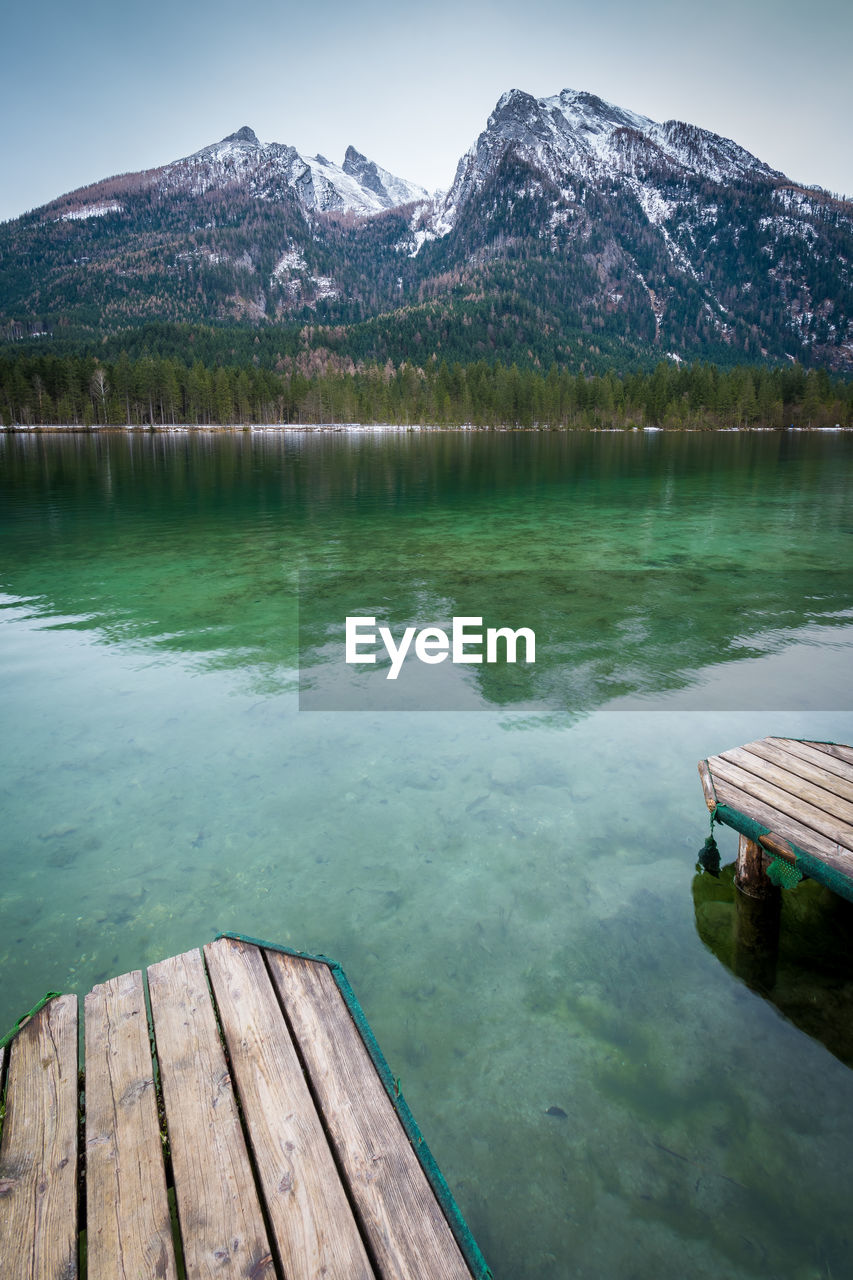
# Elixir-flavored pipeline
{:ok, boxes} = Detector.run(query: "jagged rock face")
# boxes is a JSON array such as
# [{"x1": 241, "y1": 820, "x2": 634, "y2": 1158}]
[
  {"x1": 340, "y1": 146, "x2": 427, "y2": 208},
  {"x1": 0, "y1": 89, "x2": 851, "y2": 370},
  {"x1": 342, "y1": 146, "x2": 386, "y2": 196}
]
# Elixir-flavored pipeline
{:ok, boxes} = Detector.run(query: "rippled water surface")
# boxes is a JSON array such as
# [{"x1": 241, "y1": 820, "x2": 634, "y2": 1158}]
[{"x1": 2, "y1": 427, "x2": 853, "y2": 1279}]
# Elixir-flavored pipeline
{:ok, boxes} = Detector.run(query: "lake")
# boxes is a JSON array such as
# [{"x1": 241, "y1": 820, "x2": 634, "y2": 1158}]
[{"x1": 1, "y1": 426, "x2": 852, "y2": 1279}]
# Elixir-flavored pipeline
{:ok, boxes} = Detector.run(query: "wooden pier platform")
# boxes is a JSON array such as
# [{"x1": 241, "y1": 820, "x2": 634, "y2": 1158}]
[
  {"x1": 699, "y1": 736, "x2": 853, "y2": 901},
  {"x1": 0, "y1": 934, "x2": 489, "y2": 1280}
]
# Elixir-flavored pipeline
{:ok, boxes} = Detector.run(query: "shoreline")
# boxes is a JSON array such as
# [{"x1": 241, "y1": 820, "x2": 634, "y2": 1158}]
[{"x1": 2, "y1": 422, "x2": 850, "y2": 434}]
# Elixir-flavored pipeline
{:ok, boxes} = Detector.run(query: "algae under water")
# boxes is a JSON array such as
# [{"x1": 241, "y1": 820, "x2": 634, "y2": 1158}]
[{"x1": 1, "y1": 427, "x2": 853, "y2": 1279}]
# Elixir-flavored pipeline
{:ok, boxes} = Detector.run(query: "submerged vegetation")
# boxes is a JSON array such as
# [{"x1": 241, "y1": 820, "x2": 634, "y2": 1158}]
[{"x1": 1, "y1": 348, "x2": 850, "y2": 429}]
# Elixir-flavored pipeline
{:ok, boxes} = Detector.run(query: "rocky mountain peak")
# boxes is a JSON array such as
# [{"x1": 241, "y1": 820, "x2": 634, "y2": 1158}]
[
  {"x1": 222, "y1": 126, "x2": 260, "y2": 146},
  {"x1": 486, "y1": 90, "x2": 547, "y2": 139},
  {"x1": 342, "y1": 145, "x2": 367, "y2": 168},
  {"x1": 341, "y1": 146, "x2": 388, "y2": 199},
  {"x1": 440, "y1": 84, "x2": 783, "y2": 226}
]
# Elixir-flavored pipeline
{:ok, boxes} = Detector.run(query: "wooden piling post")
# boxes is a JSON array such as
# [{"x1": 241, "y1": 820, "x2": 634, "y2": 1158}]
[
  {"x1": 733, "y1": 884, "x2": 781, "y2": 993},
  {"x1": 733, "y1": 834, "x2": 782, "y2": 990},
  {"x1": 735, "y1": 833, "x2": 773, "y2": 897}
]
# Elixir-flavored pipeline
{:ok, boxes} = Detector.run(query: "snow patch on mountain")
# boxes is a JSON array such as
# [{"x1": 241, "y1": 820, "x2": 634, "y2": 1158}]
[
  {"x1": 627, "y1": 181, "x2": 697, "y2": 277},
  {"x1": 272, "y1": 247, "x2": 307, "y2": 278},
  {"x1": 398, "y1": 197, "x2": 452, "y2": 256},
  {"x1": 759, "y1": 216, "x2": 819, "y2": 243},
  {"x1": 61, "y1": 202, "x2": 123, "y2": 221},
  {"x1": 630, "y1": 184, "x2": 676, "y2": 229},
  {"x1": 310, "y1": 275, "x2": 338, "y2": 299}
]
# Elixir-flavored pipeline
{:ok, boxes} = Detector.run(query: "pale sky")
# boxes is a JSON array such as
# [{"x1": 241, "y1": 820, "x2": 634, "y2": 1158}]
[{"x1": 3, "y1": 0, "x2": 851, "y2": 223}]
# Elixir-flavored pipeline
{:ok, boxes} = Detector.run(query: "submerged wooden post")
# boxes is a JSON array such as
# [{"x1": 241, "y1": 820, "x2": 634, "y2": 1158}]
[
  {"x1": 733, "y1": 833, "x2": 781, "y2": 991},
  {"x1": 733, "y1": 884, "x2": 781, "y2": 993}
]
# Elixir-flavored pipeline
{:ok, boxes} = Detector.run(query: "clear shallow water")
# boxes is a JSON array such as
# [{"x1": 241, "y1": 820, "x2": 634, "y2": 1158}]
[{"x1": 1, "y1": 427, "x2": 853, "y2": 1279}]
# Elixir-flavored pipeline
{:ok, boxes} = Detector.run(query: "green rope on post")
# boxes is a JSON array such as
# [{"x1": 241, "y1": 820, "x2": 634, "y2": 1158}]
[{"x1": 0, "y1": 992, "x2": 62, "y2": 1050}]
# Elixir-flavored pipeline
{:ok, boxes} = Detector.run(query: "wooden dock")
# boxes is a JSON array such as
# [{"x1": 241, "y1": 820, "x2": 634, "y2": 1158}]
[
  {"x1": 0, "y1": 934, "x2": 489, "y2": 1280},
  {"x1": 698, "y1": 736, "x2": 853, "y2": 901}
]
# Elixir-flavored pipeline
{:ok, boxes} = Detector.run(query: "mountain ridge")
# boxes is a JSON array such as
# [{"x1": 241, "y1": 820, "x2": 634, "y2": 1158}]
[{"x1": 2, "y1": 88, "x2": 851, "y2": 373}]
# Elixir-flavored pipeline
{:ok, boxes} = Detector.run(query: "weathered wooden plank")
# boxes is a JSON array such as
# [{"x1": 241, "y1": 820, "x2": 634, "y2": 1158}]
[
  {"x1": 709, "y1": 756, "x2": 853, "y2": 849},
  {"x1": 719, "y1": 746, "x2": 853, "y2": 827},
  {"x1": 267, "y1": 949, "x2": 473, "y2": 1280},
  {"x1": 204, "y1": 938, "x2": 373, "y2": 1280},
  {"x1": 803, "y1": 740, "x2": 853, "y2": 768},
  {"x1": 743, "y1": 739, "x2": 853, "y2": 804},
  {"x1": 697, "y1": 759, "x2": 717, "y2": 810},
  {"x1": 763, "y1": 737, "x2": 850, "y2": 783},
  {"x1": 148, "y1": 950, "x2": 275, "y2": 1280},
  {"x1": 713, "y1": 776, "x2": 853, "y2": 880},
  {"x1": 84, "y1": 971, "x2": 178, "y2": 1280},
  {"x1": 0, "y1": 995, "x2": 78, "y2": 1280}
]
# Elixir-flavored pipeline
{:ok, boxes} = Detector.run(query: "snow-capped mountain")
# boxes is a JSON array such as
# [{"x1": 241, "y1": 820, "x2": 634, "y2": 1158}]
[
  {"x1": 439, "y1": 88, "x2": 781, "y2": 227},
  {"x1": 155, "y1": 126, "x2": 428, "y2": 214},
  {"x1": 1, "y1": 89, "x2": 851, "y2": 371},
  {"x1": 45, "y1": 125, "x2": 427, "y2": 220},
  {"x1": 408, "y1": 86, "x2": 788, "y2": 254},
  {"x1": 402, "y1": 88, "x2": 851, "y2": 368}
]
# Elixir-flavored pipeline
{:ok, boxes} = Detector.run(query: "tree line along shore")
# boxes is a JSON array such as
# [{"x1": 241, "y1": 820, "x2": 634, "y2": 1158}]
[{"x1": 1, "y1": 351, "x2": 850, "y2": 429}]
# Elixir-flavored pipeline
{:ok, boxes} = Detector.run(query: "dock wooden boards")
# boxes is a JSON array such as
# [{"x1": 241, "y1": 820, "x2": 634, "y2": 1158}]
[
  {"x1": 203, "y1": 938, "x2": 372, "y2": 1280},
  {"x1": 0, "y1": 941, "x2": 481, "y2": 1280},
  {"x1": 0, "y1": 995, "x2": 78, "y2": 1280},
  {"x1": 266, "y1": 945, "x2": 470, "y2": 1280},
  {"x1": 700, "y1": 736, "x2": 853, "y2": 890},
  {"x1": 85, "y1": 970, "x2": 178, "y2": 1280},
  {"x1": 148, "y1": 948, "x2": 275, "y2": 1279}
]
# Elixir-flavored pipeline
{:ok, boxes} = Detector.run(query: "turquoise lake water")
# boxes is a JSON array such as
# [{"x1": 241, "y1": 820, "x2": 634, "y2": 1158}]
[{"x1": 1, "y1": 426, "x2": 853, "y2": 1278}]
